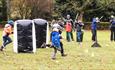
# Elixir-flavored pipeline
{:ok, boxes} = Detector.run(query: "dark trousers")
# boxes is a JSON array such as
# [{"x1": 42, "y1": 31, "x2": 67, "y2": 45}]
[
  {"x1": 110, "y1": 29, "x2": 115, "y2": 41},
  {"x1": 52, "y1": 42, "x2": 64, "y2": 58},
  {"x1": 92, "y1": 29, "x2": 97, "y2": 41},
  {"x1": 2, "y1": 35, "x2": 12, "y2": 48},
  {"x1": 70, "y1": 31, "x2": 74, "y2": 41},
  {"x1": 66, "y1": 32, "x2": 71, "y2": 42}
]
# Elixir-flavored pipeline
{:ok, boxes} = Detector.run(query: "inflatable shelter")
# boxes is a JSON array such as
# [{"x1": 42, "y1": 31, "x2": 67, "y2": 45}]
[
  {"x1": 33, "y1": 19, "x2": 49, "y2": 48},
  {"x1": 13, "y1": 20, "x2": 36, "y2": 53}
]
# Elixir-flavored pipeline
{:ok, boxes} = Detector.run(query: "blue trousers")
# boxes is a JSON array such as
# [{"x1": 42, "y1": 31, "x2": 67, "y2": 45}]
[
  {"x1": 76, "y1": 31, "x2": 83, "y2": 42},
  {"x1": 2, "y1": 35, "x2": 12, "y2": 47}
]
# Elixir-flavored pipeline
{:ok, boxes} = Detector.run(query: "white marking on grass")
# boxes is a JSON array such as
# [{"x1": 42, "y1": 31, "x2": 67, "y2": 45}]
[
  {"x1": 84, "y1": 49, "x2": 89, "y2": 53},
  {"x1": 91, "y1": 53, "x2": 95, "y2": 57},
  {"x1": 56, "y1": 60, "x2": 59, "y2": 63},
  {"x1": 106, "y1": 44, "x2": 109, "y2": 47}
]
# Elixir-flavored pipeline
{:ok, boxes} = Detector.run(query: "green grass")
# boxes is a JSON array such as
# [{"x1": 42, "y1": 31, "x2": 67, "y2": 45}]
[{"x1": 0, "y1": 29, "x2": 115, "y2": 70}]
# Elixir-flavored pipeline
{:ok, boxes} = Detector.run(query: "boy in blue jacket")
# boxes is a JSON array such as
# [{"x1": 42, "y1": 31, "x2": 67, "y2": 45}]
[{"x1": 50, "y1": 28, "x2": 66, "y2": 59}]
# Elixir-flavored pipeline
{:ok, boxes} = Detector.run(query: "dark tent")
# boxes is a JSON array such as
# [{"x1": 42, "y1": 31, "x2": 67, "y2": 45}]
[
  {"x1": 33, "y1": 19, "x2": 49, "y2": 48},
  {"x1": 14, "y1": 20, "x2": 36, "y2": 53}
]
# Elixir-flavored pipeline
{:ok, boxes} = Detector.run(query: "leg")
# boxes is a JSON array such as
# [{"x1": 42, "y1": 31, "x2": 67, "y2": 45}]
[
  {"x1": 77, "y1": 32, "x2": 81, "y2": 42},
  {"x1": 92, "y1": 30, "x2": 96, "y2": 41},
  {"x1": 3, "y1": 36, "x2": 12, "y2": 47},
  {"x1": 60, "y1": 42, "x2": 67, "y2": 56},
  {"x1": 66, "y1": 31, "x2": 68, "y2": 41},
  {"x1": 91, "y1": 30, "x2": 94, "y2": 41},
  {"x1": 110, "y1": 29, "x2": 113, "y2": 41},
  {"x1": 70, "y1": 31, "x2": 74, "y2": 41},
  {"x1": 114, "y1": 30, "x2": 115, "y2": 41},
  {"x1": 60, "y1": 42, "x2": 64, "y2": 56},
  {"x1": 77, "y1": 32, "x2": 82, "y2": 46},
  {"x1": 95, "y1": 30, "x2": 97, "y2": 41},
  {"x1": 0, "y1": 36, "x2": 7, "y2": 51},
  {"x1": 67, "y1": 32, "x2": 70, "y2": 42},
  {"x1": 51, "y1": 47, "x2": 57, "y2": 59},
  {"x1": 81, "y1": 31, "x2": 84, "y2": 42},
  {"x1": 76, "y1": 32, "x2": 78, "y2": 42}
]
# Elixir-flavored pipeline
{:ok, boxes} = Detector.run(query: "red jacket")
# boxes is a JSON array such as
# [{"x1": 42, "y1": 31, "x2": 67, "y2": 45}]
[{"x1": 65, "y1": 22, "x2": 72, "y2": 32}]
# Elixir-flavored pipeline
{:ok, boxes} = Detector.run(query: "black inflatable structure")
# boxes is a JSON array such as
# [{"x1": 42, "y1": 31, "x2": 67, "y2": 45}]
[
  {"x1": 13, "y1": 20, "x2": 36, "y2": 53},
  {"x1": 33, "y1": 19, "x2": 48, "y2": 48}
]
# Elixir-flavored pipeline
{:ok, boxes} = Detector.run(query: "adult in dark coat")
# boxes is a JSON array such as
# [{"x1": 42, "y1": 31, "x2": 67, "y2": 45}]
[{"x1": 110, "y1": 15, "x2": 115, "y2": 41}]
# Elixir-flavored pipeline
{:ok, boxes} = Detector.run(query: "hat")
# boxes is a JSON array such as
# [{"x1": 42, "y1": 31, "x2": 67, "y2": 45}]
[
  {"x1": 8, "y1": 20, "x2": 14, "y2": 27},
  {"x1": 8, "y1": 20, "x2": 14, "y2": 24}
]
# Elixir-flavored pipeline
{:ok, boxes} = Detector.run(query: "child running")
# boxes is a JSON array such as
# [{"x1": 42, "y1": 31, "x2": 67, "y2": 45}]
[{"x1": 0, "y1": 23, "x2": 13, "y2": 51}]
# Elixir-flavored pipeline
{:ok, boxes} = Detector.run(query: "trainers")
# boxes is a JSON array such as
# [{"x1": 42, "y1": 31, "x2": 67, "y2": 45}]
[
  {"x1": 62, "y1": 54, "x2": 67, "y2": 57},
  {"x1": 52, "y1": 57, "x2": 56, "y2": 60},
  {"x1": 0, "y1": 46, "x2": 3, "y2": 51}
]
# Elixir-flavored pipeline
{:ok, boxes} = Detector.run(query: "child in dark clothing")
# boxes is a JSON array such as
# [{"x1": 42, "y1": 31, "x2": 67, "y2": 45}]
[{"x1": 75, "y1": 20, "x2": 84, "y2": 46}]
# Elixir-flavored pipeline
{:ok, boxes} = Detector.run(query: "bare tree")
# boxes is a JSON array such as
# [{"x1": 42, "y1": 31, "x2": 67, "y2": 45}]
[{"x1": 10, "y1": 0, "x2": 53, "y2": 19}]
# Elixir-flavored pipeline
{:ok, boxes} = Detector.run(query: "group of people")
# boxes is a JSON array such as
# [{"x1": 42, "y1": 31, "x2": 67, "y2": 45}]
[
  {"x1": 0, "y1": 14, "x2": 115, "y2": 60},
  {"x1": 49, "y1": 14, "x2": 115, "y2": 59},
  {"x1": 48, "y1": 14, "x2": 84, "y2": 59}
]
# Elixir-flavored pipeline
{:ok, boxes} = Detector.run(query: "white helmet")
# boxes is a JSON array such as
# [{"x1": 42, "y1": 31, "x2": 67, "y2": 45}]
[
  {"x1": 111, "y1": 15, "x2": 114, "y2": 18},
  {"x1": 95, "y1": 17, "x2": 99, "y2": 20},
  {"x1": 5, "y1": 24, "x2": 10, "y2": 28},
  {"x1": 53, "y1": 28, "x2": 59, "y2": 32}
]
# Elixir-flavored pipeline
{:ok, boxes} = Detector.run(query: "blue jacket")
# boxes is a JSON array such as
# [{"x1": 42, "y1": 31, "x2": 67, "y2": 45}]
[
  {"x1": 111, "y1": 18, "x2": 115, "y2": 26},
  {"x1": 91, "y1": 18, "x2": 97, "y2": 30},
  {"x1": 51, "y1": 31, "x2": 61, "y2": 48}
]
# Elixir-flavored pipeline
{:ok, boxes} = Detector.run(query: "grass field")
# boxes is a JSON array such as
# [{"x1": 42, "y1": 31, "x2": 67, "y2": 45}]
[{"x1": 0, "y1": 29, "x2": 115, "y2": 70}]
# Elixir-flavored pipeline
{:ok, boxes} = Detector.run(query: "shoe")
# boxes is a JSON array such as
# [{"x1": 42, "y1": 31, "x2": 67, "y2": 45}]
[
  {"x1": 0, "y1": 46, "x2": 3, "y2": 51},
  {"x1": 41, "y1": 43, "x2": 46, "y2": 48},
  {"x1": 52, "y1": 57, "x2": 56, "y2": 60},
  {"x1": 62, "y1": 54, "x2": 67, "y2": 57}
]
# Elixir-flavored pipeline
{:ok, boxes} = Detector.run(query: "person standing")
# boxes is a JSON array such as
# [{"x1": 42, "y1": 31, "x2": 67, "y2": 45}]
[
  {"x1": 65, "y1": 14, "x2": 74, "y2": 41},
  {"x1": 75, "y1": 20, "x2": 84, "y2": 46},
  {"x1": 91, "y1": 17, "x2": 100, "y2": 43},
  {"x1": 110, "y1": 15, "x2": 115, "y2": 41}
]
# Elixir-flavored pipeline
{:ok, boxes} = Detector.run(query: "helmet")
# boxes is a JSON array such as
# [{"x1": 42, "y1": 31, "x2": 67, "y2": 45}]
[
  {"x1": 111, "y1": 15, "x2": 114, "y2": 18},
  {"x1": 5, "y1": 24, "x2": 11, "y2": 28},
  {"x1": 53, "y1": 28, "x2": 59, "y2": 32},
  {"x1": 8, "y1": 20, "x2": 14, "y2": 24},
  {"x1": 8, "y1": 20, "x2": 14, "y2": 27},
  {"x1": 95, "y1": 17, "x2": 99, "y2": 20}
]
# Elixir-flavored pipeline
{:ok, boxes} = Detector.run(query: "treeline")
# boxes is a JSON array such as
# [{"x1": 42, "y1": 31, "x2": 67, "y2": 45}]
[{"x1": 53, "y1": 0, "x2": 115, "y2": 22}]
